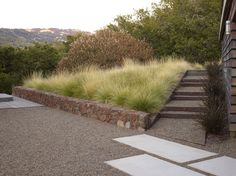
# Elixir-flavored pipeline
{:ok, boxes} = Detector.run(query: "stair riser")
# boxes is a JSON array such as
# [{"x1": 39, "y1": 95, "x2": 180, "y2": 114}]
[
  {"x1": 172, "y1": 96, "x2": 206, "y2": 100},
  {"x1": 174, "y1": 92, "x2": 206, "y2": 96},
  {"x1": 187, "y1": 70, "x2": 207, "y2": 74},
  {"x1": 163, "y1": 107, "x2": 205, "y2": 112},
  {"x1": 182, "y1": 79, "x2": 208, "y2": 82},
  {"x1": 187, "y1": 73, "x2": 207, "y2": 76},
  {"x1": 180, "y1": 83, "x2": 204, "y2": 87},
  {"x1": 160, "y1": 113, "x2": 200, "y2": 119}
]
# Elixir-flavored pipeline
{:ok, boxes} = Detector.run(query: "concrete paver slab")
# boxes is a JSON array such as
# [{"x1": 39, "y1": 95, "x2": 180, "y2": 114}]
[
  {"x1": 114, "y1": 134, "x2": 217, "y2": 163},
  {"x1": 105, "y1": 154, "x2": 205, "y2": 176},
  {"x1": 189, "y1": 156, "x2": 236, "y2": 176},
  {"x1": 0, "y1": 96, "x2": 42, "y2": 109},
  {"x1": 0, "y1": 93, "x2": 13, "y2": 102}
]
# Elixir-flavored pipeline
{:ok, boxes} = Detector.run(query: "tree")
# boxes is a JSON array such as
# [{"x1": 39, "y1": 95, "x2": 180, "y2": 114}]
[
  {"x1": 108, "y1": 0, "x2": 221, "y2": 63},
  {"x1": 21, "y1": 43, "x2": 61, "y2": 75},
  {"x1": 0, "y1": 46, "x2": 24, "y2": 93},
  {"x1": 58, "y1": 29, "x2": 154, "y2": 71},
  {"x1": 0, "y1": 43, "x2": 61, "y2": 93},
  {"x1": 63, "y1": 32, "x2": 91, "y2": 52},
  {"x1": 58, "y1": 29, "x2": 153, "y2": 71}
]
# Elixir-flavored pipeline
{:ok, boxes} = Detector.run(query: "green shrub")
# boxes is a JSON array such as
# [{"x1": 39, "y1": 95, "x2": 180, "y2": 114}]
[
  {"x1": 0, "y1": 44, "x2": 61, "y2": 93},
  {"x1": 199, "y1": 63, "x2": 227, "y2": 134},
  {"x1": 57, "y1": 29, "x2": 154, "y2": 71},
  {"x1": 108, "y1": 0, "x2": 221, "y2": 64},
  {"x1": 25, "y1": 59, "x2": 198, "y2": 112}
]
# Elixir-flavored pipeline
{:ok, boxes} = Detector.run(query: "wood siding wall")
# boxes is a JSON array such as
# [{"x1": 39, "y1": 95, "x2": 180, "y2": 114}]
[
  {"x1": 222, "y1": 22, "x2": 236, "y2": 124},
  {"x1": 221, "y1": 0, "x2": 236, "y2": 136}
]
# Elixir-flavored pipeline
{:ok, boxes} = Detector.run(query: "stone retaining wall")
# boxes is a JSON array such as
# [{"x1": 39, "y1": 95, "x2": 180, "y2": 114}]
[{"x1": 13, "y1": 86, "x2": 151, "y2": 131}]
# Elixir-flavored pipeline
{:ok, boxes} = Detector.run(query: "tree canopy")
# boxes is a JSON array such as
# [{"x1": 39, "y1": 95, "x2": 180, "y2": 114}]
[
  {"x1": 58, "y1": 29, "x2": 154, "y2": 71},
  {"x1": 0, "y1": 43, "x2": 61, "y2": 93},
  {"x1": 108, "y1": 0, "x2": 221, "y2": 63}
]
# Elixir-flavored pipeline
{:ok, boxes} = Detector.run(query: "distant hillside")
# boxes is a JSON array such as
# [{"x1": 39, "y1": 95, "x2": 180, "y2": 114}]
[{"x1": 0, "y1": 28, "x2": 80, "y2": 47}]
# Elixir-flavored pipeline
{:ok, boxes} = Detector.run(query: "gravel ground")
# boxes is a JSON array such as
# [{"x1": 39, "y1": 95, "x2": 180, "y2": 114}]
[
  {"x1": 0, "y1": 106, "x2": 236, "y2": 176},
  {"x1": 0, "y1": 107, "x2": 143, "y2": 176},
  {"x1": 146, "y1": 118, "x2": 206, "y2": 145}
]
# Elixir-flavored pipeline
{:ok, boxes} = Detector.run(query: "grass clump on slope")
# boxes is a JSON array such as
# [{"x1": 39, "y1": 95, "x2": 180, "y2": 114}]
[{"x1": 24, "y1": 59, "x2": 196, "y2": 112}]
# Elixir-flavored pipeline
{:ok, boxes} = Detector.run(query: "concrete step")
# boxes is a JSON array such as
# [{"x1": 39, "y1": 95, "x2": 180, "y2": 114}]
[
  {"x1": 163, "y1": 100, "x2": 205, "y2": 112},
  {"x1": 183, "y1": 76, "x2": 208, "y2": 82},
  {"x1": 180, "y1": 82, "x2": 205, "y2": 87},
  {"x1": 0, "y1": 94, "x2": 13, "y2": 102},
  {"x1": 186, "y1": 70, "x2": 207, "y2": 76},
  {"x1": 174, "y1": 87, "x2": 206, "y2": 96},
  {"x1": 172, "y1": 95, "x2": 207, "y2": 100},
  {"x1": 174, "y1": 92, "x2": 206, "y2": 96},
  {"x1": 160, "y1": 111, "x2": 200, "y2": 119}
]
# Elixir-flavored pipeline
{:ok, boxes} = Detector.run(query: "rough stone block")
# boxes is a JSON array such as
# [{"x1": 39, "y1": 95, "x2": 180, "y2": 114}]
[
  {"x1": 230, "y1": 131, "x2": 236, "y2": 138},
  {"x1": 12, "y1": 86, "x2": 151, "y2": 130},
  {"x1": 117, "y1": 120, "x2": 125, "y2": 128},
  {"x1": 230, "y1": 124, "x2": 236, "y2": 131},
  {"x1": 138, "y1": 127, "x2": 146, "y2": 132},
  {"x1": 125, "y1": 121, "x2": 131, "y2": 129}
]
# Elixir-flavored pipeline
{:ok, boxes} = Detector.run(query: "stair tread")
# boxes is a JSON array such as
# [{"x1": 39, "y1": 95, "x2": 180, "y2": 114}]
[
  {"x1": 181, "y1": 82, "x2": 204, "y2": 84},
  {"x1": 175, "y1": 87, "x2": 204, "y2": 93},
  {"x1": 165, "y1": 100, "x2": 204, "y2": 107},
  {"x1": 173, "y1": 95, "x2": 207, "y2": 98},
  {"x1": 161, "y1": 111, "x2": 199, "y2": 115},
  {"x1": 187, "y1": 70, "x2": 207, "y2": 75},
  {"x1": 181, "y1": 82, "x2": 204, "y2": 83},
  {"x1": 187, "y1": 70, "x2": 206, "y2": 72},
  {"x1": 183, "y1": 76, "x2": 207, "y2": 80}
]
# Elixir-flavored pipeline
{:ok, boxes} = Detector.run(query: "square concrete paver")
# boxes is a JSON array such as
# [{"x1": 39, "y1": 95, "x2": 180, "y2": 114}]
[
  {"x1": 0, "y1": 96, "x2": 42, "y2": 109},
  {"x1": 189, "y1": 156, "x2": 236, "y2": 176},
  {"x1": 105, "y1": 154, "x2": 205, "y2": 176},
  {"x1": 114, "y1": 134, "x2": 217, "y2": 163},
  {"x1": 0, "y1": 93, "x2": 13, "y2": 102}
]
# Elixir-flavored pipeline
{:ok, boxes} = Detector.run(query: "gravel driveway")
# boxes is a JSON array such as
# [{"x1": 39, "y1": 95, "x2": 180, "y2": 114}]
[
  {"x1": 0, "y1": 107, "x2": 143, "y2": 176},
  {"x1": 1, "y1": 106, "x2": 236, "y2": 176}
]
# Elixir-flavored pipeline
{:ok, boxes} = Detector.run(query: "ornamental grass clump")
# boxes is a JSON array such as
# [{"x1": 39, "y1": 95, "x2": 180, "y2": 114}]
[
  {"x1": 24, "y1": 59, "x2": 195, "y2": 112},
  {"x1": 199, "y1": 63, "x2": 227, "y2": 134}
]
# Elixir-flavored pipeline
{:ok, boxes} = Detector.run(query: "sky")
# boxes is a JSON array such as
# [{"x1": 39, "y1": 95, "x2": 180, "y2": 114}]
[{"x1": 0, "y1": 0, "x2": 160, "y2": 32}]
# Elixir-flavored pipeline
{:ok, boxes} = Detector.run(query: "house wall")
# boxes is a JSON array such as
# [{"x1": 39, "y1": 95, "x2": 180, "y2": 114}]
[{"x1": 221, "y1": 0, "x2": 236, "y2": 137}]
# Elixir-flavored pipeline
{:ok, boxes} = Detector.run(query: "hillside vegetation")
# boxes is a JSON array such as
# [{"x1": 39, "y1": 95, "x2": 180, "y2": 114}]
[
  {"x1": 24, "y1": 59, "x2": 197, "y2": 112},
  {"x1": 0, "y1": 28, "x2": 79, "y2": 47}
]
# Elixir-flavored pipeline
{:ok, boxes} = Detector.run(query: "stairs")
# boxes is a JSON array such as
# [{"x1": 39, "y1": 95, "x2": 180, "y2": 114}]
[{"x1": 160, "y1": 70, "x2": 207, "y2": 119}]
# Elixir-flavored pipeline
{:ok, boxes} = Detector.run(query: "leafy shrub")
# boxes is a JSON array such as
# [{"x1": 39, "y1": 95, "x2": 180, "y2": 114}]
[
  {"x1": 199, "y1": 63, "x2": 227, "y2": 134},
  {"x1": 25, "y1": 59, "x2": 197, "y2": 112},
  {"x1": 108, "y1": 0, "x2": 221, "y2": 64},
  {"x1": 57, "y1": 29, "x2": 154, "y2": 71},
  {"x1": 0, "y1": 44, "x2": 61, "y2": 93}
]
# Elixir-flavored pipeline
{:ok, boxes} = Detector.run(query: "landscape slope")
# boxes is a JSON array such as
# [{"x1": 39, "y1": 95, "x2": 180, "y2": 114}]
[{"x1": 0, "y1": 28, "x2": 80, "y2": 47}]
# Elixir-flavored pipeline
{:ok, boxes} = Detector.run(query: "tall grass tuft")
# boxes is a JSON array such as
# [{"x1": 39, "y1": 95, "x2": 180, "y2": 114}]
[
  {"x1": 199, "y1": 63, "x2": 227, "y2": 134},
  {"x1": 24, "y1": 58, "x2": 197, "y2": 112}
]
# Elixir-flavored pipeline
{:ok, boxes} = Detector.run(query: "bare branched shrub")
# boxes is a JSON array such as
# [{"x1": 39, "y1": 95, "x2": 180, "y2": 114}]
[{"x1": 57, "y1": 29, "x2": 154, "y2": 71}]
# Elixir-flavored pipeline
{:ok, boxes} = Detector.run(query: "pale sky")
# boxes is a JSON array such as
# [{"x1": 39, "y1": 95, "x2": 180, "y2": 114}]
[{"x1": 0, "y1": 0, "x2": 160, "y2": 32}]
